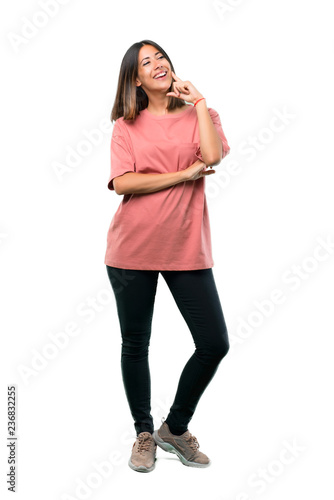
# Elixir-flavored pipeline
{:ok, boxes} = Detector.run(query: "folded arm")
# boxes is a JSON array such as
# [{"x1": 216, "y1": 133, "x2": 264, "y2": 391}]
[{"x1": 195, "y1": 100, "x2": 224, "y2": 166}]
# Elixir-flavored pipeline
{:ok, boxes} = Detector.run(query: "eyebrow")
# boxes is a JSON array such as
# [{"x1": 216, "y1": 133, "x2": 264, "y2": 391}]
[{"x1": 140, "y1": 51, "x2": 161, "y2": 65}]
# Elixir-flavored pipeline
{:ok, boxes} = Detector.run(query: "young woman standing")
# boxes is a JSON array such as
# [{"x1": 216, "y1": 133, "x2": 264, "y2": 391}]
[{"x1": 105, "y1": 40, "x2": 231, "y2": 473}]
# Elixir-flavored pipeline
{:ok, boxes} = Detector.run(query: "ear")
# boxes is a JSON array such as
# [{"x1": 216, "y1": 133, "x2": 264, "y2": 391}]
[{"x1": 135, "y1": 79, "x2": 142, "y2": 87}]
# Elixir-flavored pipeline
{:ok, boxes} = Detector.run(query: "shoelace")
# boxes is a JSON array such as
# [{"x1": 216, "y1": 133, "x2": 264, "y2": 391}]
[
  {"x1": 137, "y1": 434, "x2": 154, "y2": 454},
  {"x1": 185, "y1": 433, "x2": 200, "y2": 452}
]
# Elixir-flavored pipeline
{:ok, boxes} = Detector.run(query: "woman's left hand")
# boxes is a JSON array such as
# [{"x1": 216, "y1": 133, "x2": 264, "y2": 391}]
[{"x1": 166, "y1": 71, "x2": 204, "y2": 105}]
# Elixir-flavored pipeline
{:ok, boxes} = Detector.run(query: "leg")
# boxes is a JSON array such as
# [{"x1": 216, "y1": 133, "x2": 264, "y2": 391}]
[
  {"x1": 160, "y1": 268, "x2": 230, "y2": 435},
  {"x1": 106, "y1": 266, "x2": 159, "y2": 436}
]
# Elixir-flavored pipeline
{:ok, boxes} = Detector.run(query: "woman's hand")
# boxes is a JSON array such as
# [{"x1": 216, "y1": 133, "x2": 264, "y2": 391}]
[
  {"x1": 184, "y1": 160, "x2": 216, "y2": 181},
  {"x1": 166, "y1": 71, "x2": 204, "y2": 105}
]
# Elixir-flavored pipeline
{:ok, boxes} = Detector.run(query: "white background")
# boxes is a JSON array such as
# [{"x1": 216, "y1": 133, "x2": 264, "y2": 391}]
[{"x1": 1, "y1": 0, "x2": 334, "y2": 498}]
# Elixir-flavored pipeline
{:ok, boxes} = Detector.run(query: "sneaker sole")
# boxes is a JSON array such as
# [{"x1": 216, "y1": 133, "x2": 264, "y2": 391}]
[
  {"x1": 152, "y1": 430, "x2": 211, "y2": 468},
  {"x1": 128, "y1": 458, "x2": 156, "y2": 473}
]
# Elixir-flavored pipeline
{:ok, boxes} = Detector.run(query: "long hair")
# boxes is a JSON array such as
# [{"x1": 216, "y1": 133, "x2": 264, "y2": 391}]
[{"x1": 110, "y1": 40, "x2": 186, "y2": 123}]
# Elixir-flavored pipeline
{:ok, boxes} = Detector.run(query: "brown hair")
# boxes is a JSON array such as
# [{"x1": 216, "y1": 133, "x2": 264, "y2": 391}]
[{"x1": 110, "y1": 40, "x2": 186, "y2": 123}]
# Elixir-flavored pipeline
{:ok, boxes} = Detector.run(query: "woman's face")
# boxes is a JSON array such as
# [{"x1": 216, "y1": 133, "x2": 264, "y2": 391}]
[{"x1": 136, "y1": 44, "x2": 172, "y2": 94}]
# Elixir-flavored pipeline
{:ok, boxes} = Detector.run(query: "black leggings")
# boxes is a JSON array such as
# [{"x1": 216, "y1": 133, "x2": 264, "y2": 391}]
[{"x1": 106, "y1": 266, "x2": 230, "y2": 436}]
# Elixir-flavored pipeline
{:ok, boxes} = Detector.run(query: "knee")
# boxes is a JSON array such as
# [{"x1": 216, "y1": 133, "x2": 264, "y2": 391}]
[
  {"x1": 213, "y1": 339, "x2": 230, "y2": 361},
  {"x1": 122, "y1": 342, "x2": 149, "y2": 357},
  {"x1": 207, "y1": 325, "x2": 230, "y2": 361},
  {"x1": 208, "y1": 334, "x2": 230, "y2": 361},
  {"x1": 197, "y1": 339, "x2": 230, "y2": 364},
  {"x1": 121, "y1": 331, "x2": 151, "y2": 360}
]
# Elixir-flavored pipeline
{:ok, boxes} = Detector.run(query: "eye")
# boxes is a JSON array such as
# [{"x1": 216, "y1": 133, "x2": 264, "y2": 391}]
[{"x1": 143, "y1": 55, "x2": 164, "y2": 66}]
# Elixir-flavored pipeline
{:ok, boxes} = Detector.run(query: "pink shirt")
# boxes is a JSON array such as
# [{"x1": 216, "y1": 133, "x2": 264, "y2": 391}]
[{"x1": 104, "y1": 104, "x2": 230, "y2": 270}]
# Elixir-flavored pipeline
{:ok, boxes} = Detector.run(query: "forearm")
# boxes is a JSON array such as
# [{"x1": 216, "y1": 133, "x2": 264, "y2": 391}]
[
  {"x1": 195, "y1": 98, "x2": 223, "y2": 165},
  {"x1": 114, "y1": 170, "x2": 188, "y2": 195}
]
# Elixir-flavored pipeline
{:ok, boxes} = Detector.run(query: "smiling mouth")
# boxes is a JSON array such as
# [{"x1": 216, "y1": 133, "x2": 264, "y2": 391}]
[{"x1": 154, "y1": 72, "x2": 167, "y2": 80}]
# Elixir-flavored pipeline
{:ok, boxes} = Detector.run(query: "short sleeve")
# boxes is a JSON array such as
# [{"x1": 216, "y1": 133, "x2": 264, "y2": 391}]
[
  {"x1": 195, "y1": 107, "x2": 230, "y2": 162},
  {"x1": 107, "y1": 119, "x2": 136, "y2": 191}
]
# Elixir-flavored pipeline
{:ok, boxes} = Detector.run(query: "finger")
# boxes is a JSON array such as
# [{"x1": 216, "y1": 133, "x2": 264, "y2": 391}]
[
  {"x1": 176, "y1": 84, "x2": 190, "y2": 95},
  {"x1": 170, "y1": 85, "x2": 182, "y2": 94},
  {"x1": 176, "y1": 84, "x2": 188, "y2": 95},
  {"x1": 171, "y1": 71, "x2": 181, "y2": 82}
]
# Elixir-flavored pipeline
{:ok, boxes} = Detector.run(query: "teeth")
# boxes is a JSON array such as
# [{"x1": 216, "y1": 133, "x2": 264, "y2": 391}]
[{"x1": 154, "y1": 72, "x2": 166, "y2": 79}]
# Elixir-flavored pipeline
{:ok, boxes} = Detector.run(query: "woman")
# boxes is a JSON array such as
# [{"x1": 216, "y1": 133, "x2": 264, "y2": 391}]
[{"x1": 105, "y1": 39, "x2": 231, "y2": 473}]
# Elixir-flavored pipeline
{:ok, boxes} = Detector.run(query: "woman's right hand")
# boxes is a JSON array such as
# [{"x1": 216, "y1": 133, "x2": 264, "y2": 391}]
[{"x1": 184, "y1": 160, "x2": 216, "y2": 181}]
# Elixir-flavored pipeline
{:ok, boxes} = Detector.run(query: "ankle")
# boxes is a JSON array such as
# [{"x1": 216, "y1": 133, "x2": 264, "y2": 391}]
[{"x1": 165, "y1": 421, "x2": 187, "y2": 436}]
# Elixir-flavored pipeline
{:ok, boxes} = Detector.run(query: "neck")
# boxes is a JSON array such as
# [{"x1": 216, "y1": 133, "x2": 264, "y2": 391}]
[{"x1": 145, "y1": 92, "x2": 171, "y2": 115}]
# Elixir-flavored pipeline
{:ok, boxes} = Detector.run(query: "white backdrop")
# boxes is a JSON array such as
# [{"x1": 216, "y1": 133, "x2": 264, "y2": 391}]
[{"x1": 1, "y1": 0, "x2": 334, "y2": 498}]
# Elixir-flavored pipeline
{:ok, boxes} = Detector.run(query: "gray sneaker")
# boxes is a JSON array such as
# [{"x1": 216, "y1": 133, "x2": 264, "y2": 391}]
[
  {"x1": 128, "y1": 431, "x2": 157, "y2": 473},
  {"x1": 152, "y1": 419, "x2": 211, "y2": 468}
]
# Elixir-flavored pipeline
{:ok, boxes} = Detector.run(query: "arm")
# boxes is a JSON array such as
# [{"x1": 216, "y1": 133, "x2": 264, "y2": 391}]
[
  {"x1": 113, "y1": 170, "x2": 189, "y2": 195},
  {"x1": 113, "y1": 159, "x2": 210, "y2": 195},
  {"x1": 195, "y1": 98, "x2": 223, "y2": 166},
  {"x1": 166, "y1": 73, "x2": 225, "y2": 166}
]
